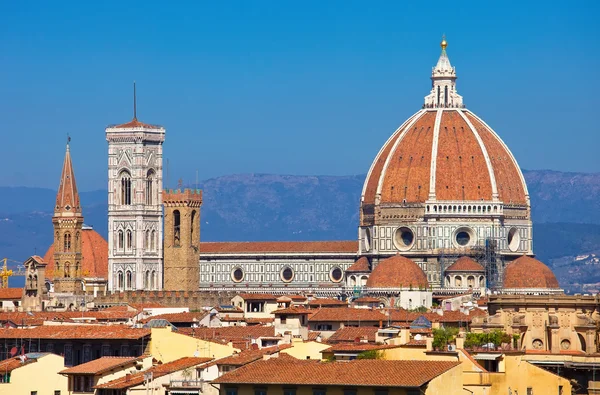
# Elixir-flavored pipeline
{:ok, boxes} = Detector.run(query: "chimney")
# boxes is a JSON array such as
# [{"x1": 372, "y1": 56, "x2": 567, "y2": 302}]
[
  {"x1": 125, "y1": 373, "x2": 131, "y2": 381},
  {"x1": 456, "y1": 336, "x2": 465, "y2": 349},
  {"x1": 425, "y1": 337, "x2": 433, "y2": 351},
  {"x1": 379, "y1": 320, "x2": 383, "y2": 328}
]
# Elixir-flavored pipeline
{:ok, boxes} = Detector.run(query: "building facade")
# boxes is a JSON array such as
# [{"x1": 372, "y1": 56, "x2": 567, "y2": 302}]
[{"x1": 106, "y1": 113, "x2": 165, "y2": 292}]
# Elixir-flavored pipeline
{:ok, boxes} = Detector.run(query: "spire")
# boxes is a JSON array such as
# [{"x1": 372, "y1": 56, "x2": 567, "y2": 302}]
[
  {"x1": 55, "y1": 138, "x2": 81, "y2": 215},
  {"x1": 423, "y1": 36, "x2": 464, "y2": 109}
]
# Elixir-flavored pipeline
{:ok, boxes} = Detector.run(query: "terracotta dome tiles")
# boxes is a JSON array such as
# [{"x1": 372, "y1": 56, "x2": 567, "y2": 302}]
[
  {"x1": 465, "y1": 112, "x2": 527, "y2": 204},
  {"x1": 43, "y1": 229, "x2": 109, "y2": 279},
  {"x1": 435, "y1": 111, "x2": 493, "y2": 201},
  {"x1": 380, "y1": 111, "x2": 436, "y2": 203},
  {"x1": 446, "y1": 256, "x2": 484, "y2": 272},
  {"x1": 363, "y1": 111, "x2": 424, "y2": 205},
  {"x1": 366, "y1": 255, "x2": 428, "y2": 289},
  {"x1": 503, "y1": 255, "x2": 559, "y2": 289}
]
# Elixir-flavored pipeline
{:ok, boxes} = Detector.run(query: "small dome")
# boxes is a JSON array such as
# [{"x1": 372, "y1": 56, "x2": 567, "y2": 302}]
[
  {"x1": 503, "y1": 255, "x2": 560, "y2": 289},
  {"x1": 43, "y1": 228, "x2": 108, "y2": 279},
  {"x1": 446, "y1": 257, "x2": 484, "y2": 272},
  {"x1": 347, "y1": 257, "x2": 370, "y2": 273},
  {"x1": 366, "y1": 255, "x2": 428, "y2": 289}
]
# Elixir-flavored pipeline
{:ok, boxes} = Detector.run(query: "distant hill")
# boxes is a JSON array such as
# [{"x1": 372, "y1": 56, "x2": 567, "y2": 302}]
[{"x1": 1, "y1": 169, "x2": 599, "y2": 292}]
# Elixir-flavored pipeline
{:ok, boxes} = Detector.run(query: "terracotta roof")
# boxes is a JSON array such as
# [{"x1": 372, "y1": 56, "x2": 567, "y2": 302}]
[
  {"x1": 328, "y1": 327, "x2": 379, "y2": 343},
  {"x1": 308, "y1": 308, "x2": 386, "y2": 323},
  {"x1": 95, "y1": 357, "x2": 211, "y2": 390},
  {"x1": 200, "y1": 241, "x2": 358, "y2": 254},
  {"x1": 55, "y1": 143, "x2": 81, "y2": 215},
  {"x1": 140, "y1": 311, "x2": 208, "y2": 324},
  {"x1": 0, "y1": 356, "x2": 38, "y2": 372},
  {"x1": 273, "y1": 306, "x2": 312, "y2": 315},
  {"x1": 307, "y1": 331, "x2": 321, "y2": 341},
  {"x1": 0, "y1": 288, "x2": 22, "y2": 300},
  {"x1": 503, "y1": 255, "x2": 560, "y2": 289},
  {"x1": 346, "y1": 257, "x2": 370, "y2": 272},
  {"x1": 0, "y1": 326, "x2": 150, "y2": 340},
  {"x1": 353, "y1": 296, "x2": 381, "y2": 303},
  {"x1": 110, "y1": 118, "x2": 163, "y2": 130},
  {"x1": 237, "y1": 293, "x2": 279, "y2": 301},
  {"x1": 323, "y1": 343, "x2": 398, "y2": 353},
  {"x1": 403, "y1": 340, "x2": 427, "y2": 347},
  {"x1": 245, "y1": 318, "x2": 274, "y2": 325},
  {"x1": 361, "y1": 109, "x2": 528, "y2": 217},
  {"x1": 216, "y1": 345, "x2": 292, "y2": 366},
  {"x1": 43, "y1": 228, "x2": 108, "y2": 279},
  {"x1": 179, "y1": 326, "x2": 275, "y2": 343},
  {"x1": 60, "y1": 356, "x2": 141, "y2": 375},
  {"x1": 307, "y1": 298, "x2": 347, "y2": 308},
  {"x1": 213, "y1": 358, "x2": 460, "y2": 387},
  {"x1": 366, "y1": 255, "x2": 428, "y2": 289},
  {"x1": 446, "y1": 257, "x2": 484, "y2": 272},
  {"x1": 386, "y1": 309, "x2": 471, "y2": 324}
]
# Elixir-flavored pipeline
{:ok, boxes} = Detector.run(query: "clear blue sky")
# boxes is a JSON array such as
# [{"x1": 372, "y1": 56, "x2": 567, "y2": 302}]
[{"x1": 1, "y1": 1, "x2": 598, "y2": 191}]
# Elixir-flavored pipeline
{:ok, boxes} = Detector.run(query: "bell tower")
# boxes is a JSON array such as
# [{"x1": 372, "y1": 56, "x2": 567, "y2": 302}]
[
  {"x1": 52, "y1": 140, "x2": 84, "y2": 293},
  {"x1": 163, "y1": 188, "x2": 202, "y2": 291}
]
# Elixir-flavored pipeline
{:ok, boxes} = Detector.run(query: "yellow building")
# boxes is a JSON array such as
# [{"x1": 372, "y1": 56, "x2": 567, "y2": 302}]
[
  {"x1": 281, "y1": 338, "x2": 331, "y2": 360},
  {"x1": 214, "y1": 356, "x2": 463, "y2": 395},
  {"x1": 0, "y1": 353, "x2": 68, "y2": 395},
  {"x1": 149, "y1": 326, "x2": 238, "y2": 362}
]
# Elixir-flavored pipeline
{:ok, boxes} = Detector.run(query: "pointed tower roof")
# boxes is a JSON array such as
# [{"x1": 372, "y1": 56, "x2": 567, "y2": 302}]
[
  {"x1": 55, "y1": 140, "x2": 81, "y2": 215},
  {"x1": 423, "y1": 36, "x2": 464, "y2": 108},
  {"x1": 432, "y1": 36, "x2": 455, "y2": 77}
]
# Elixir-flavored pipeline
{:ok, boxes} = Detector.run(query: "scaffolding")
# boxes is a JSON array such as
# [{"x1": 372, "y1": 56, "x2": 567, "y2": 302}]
[{"x1": 438, "y1": 237, "x2": 504, "y2": 290}]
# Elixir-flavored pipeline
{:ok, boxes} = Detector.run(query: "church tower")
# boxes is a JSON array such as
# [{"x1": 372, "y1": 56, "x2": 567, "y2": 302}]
[
  {"x1": 52, "y1": 140, "x2": 84, "y2": 293},
  {"x1": 105, "y1": 87, "x2": 165, "y2": 292},
  {"x1": 163, "y1": 189, "x2": 202, "y2": 291}
]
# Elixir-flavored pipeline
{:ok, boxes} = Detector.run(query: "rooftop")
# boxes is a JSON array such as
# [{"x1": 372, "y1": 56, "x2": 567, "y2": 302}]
[
  {"x1": 213, "y1": 357, "x2": 460, "y2": 387},
  {"x1": 308, "y1": 308, "x2": 386, "y2": 323},
  {"x1": 60, "y1": 356, "x2": 142, "y2": 375},
  {"x1": 0, "y1": 326, "x2": 150, "y2": 340}
]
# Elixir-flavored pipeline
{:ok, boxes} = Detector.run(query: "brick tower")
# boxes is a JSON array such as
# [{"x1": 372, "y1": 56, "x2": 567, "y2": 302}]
[
  {"x1": 163, "y1": 189, "x2": 202, "y2": 291},
  {"x1": 52, "y1": 141, "x2": 84, "y2": 293}
]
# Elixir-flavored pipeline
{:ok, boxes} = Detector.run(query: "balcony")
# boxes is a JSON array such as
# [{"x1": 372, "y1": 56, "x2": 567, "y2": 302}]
[{"x1": 169, "y1": 379, "x2": 204, "y2": 388}]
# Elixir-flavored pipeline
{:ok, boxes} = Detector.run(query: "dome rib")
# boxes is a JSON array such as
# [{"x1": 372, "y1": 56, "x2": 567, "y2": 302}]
[
  {"x1": 362, "y1": 110, "x2": 424, "y2": 205},
  {"x1": 428, "y1": 109, "x2": 444, "y2": 200},
  {"x1": 458, "y1": 110, "x2": 498, "y2": 199}
]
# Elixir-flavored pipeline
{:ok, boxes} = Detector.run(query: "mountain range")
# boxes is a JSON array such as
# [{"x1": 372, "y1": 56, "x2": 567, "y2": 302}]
[{"x1": 1, "y1": 169, "x2": 599, "y2": 293}]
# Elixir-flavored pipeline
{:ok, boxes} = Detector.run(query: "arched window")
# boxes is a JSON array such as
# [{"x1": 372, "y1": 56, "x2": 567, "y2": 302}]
[
  {"x1": 191, "y1": 210, "x2": 197, "y2": 243},
  {"x1": 118, "y1": 230, "x2": 124, "y2": 250},
  {"x1": 64, "y1": 233, "x2": 71, "y2": 252},
  {"x1": 144, "y1": 230, "x2": 149, "y2": 249},
  {"x1": 64, "y1": 262, "x2": 71, "y2": 278},
  {"x1": 120, "y1": 171, "x2": 132, "y2": 205},
  {"x1": 444, "y1": 85, "x2": 448, "y2": 107},
  {"x1": 152, "y1": 271, "x2": 157, "y2": 290},
  {"x1": 437, "y1": 86, "x2": 440, "y2": 105},
  {"x1": 173, "y1": 210, "x2": 181, "y2": 247},
  {"x1": 126, "y1": 230, "x2": 133, "y2": 250},
  {"x1": 144, "y1": 271, "x2": 150, "y2": 289},
  {"x1": 117, "y1": 271, "x2": 124, "y2": 290},
  {"x1": 151, "y1": 230, "x2": 156, "y2": 251},
  {"x1": 126, "y1": 271, "x2": 132, "y2": 290},
  {"x1": 146, "y1": 170, "x2": 155, "y2": 205}
]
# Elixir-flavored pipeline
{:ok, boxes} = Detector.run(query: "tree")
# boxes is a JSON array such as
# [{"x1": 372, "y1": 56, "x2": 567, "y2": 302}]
[
  {"x1": 356, "y1": 350, "x2": 383, "y2": 360},
  {"x1": 432, "y1": 327, "x2": 459, "y2": 350}
]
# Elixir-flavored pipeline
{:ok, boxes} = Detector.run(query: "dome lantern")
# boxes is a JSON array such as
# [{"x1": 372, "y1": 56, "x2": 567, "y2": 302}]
[{"x1": 424, "y1": 36, "x2": 464, "y2": 109}]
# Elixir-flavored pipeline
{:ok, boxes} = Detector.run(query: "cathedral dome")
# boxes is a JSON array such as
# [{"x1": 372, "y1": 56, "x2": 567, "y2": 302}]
[
  {"x1": 43, "y1": 227, "x2": 109, "y2": 280},
  {"x1": 366, "y1": 255, "x2": 428, "y2": 289},
  {"x1": 360, "y1": 39, "x2": 529, "y2": 224},
  {"x1": 503, "y1": 255, "x2": 560, "y2": 289},
  {"x1": 446, "y1": 256, "x2": 484, "y2": 272}
]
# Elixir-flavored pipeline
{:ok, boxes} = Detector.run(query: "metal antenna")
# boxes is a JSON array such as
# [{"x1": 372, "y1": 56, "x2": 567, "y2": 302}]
[{"x1": 133, "y1": 81, "x2": 137, "y2": 120}]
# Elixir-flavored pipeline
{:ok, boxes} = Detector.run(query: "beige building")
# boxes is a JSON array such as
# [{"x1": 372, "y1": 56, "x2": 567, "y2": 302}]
[
  {"x1": 471, "y1": 294, "x2": 599, "y2": 354},
  {"x1": 0, "y1": 353, "x2": 68, "y2": 395}
]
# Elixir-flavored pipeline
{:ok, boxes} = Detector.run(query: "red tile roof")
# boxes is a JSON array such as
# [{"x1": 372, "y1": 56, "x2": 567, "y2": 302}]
[
  {"x1": 0, "y1": 288, "x2": 22, "y2": 300},
  {"x1": 216, "y1": 345, "x2": 292, "y2": 366},
  {"x1": 366, "y1": 255, "x2": 428, "y2": 289},
  {"x1": 43, "y1": 228, "x2": 108, "y2": 279},
  {"x1": 213, "y1": 357, "x2": 460, "y2": 387},
  {"x1": 111, "y1": 118, "x2": 163, "y2": 130},
  {"x1": 328, "y1": 327, "x2": 379, "y2": 343},
  {"x1": 55, "y1": 143, "x2": 81, "y2": 215},
  {"x1": 353, "y1": 296, "x2": 381, "y2": 303},
  {"x1": 308, "y1": 308, "x2": 386, "y2": 323},
  {"x1": 323, "y1": 343, "x2": 398, "y2": 353},
  {"x1": 446, "y1": 257, "x2": 484, "y2": 272},
  {"x1": 307, "y1": 331, "x2": 322, "y2": 341},
  {"x1": 0, "y1": 356, "x2": 37, "y2": 372},
  {"x1": 60, "y1": 356, "x2": 142, "y2": 375},
  {"x1": 0, "y1": 326, "x2": 150, "y2": 340},
  {"x1": 307, "y1": 298, "x2": 347, "y2": 308},
  {"x1": 95, "y1": 357, "x2": 211, "y2": 390},
  {"x1": 0, "y1": 310, "x2": 137, "y2": 325},
  {"x1": 503, "y1": 255, "x2": 560, "y2": 289},
  {"x1": 346, "y1": 257, "x2": 370, "y2": 272},
  {"x1": 179, "y1": 326, "x2": 275, "y2": 343},
  {"x1": 140, "y1": 311, "x2": 208, "y2": 324},
  {"x1": 273, "y1": 306, "x2": 312, "y2": 315},
  {"x1": 200, "y1": 241, "x2": 358, "y2": 254}
]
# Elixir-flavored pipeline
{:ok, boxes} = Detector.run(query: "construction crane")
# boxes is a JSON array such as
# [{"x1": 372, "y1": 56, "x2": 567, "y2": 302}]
[{"x1": 1, "y1": 258, "x2": 26, "y2": 288}]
